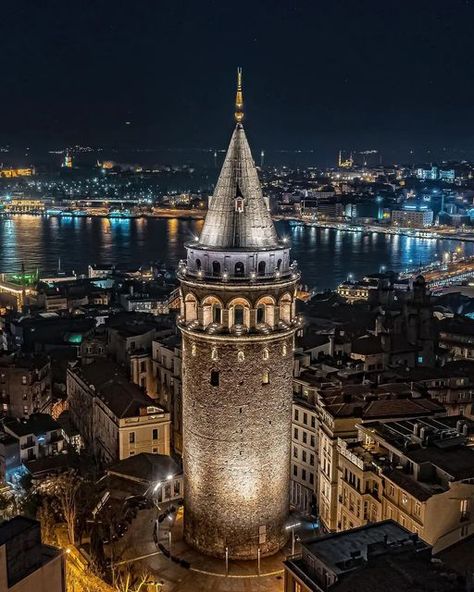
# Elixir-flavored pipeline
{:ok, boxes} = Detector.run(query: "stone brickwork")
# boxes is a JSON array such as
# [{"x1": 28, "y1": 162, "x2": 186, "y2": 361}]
[{"x1": 181, "y1": 328, "x2": 295, "y2": 559}]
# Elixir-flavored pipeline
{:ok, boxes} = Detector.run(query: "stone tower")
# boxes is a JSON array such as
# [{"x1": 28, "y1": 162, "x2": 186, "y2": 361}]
[{"x1": 177, "y1": 69, "x2": 300, "y2": 560}]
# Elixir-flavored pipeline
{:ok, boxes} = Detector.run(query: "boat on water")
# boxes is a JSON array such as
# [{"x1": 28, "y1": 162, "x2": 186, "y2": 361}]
[{"x1": 108, "y1": 208, "x2": 140, "y2": 219}]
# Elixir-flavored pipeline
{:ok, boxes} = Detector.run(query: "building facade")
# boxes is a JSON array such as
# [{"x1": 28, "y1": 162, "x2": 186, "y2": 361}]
[
  {"x1": 67, "y1": 360, "x2": 170, "y2": 464},
  {"x1": 178, "y1": 71, "x2": 300, "y2": 559}
]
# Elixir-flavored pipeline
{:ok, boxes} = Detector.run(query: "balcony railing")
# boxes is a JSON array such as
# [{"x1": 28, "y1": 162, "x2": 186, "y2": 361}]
[{"x1": 178, "y1": 261, "x2": 300, "y2": 284}]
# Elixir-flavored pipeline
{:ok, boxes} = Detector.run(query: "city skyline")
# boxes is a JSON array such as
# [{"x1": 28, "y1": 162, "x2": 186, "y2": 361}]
[{"x1": 3, "y1": 1, "x2": 474, "y2": 165}]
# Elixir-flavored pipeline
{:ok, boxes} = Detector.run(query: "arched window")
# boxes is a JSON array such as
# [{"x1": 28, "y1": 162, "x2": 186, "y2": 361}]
[
  {"x1": 280, "y1": 294, "x2": 292, "y2": 323},
  {"x1": 213, "y1": 306, "x2": 222, "y2": 323},
  {"x1": 234, "y1": 262, "x2": 244, "y2": 277},
  {"x1": 212, "y1": 261, "x2": 221, "y2": 276},
  {"x1": 184, "y1": 294, "x2": 198, "y2": 322},
  {"x1": 258, "y1": 261, "x2": 266, "y2": 276},
  {"x1": 234, "y1": 305, "x2": 244, "y2": 325},
  {"x1": 196, "y1": 258, "x2": 201, "y2": 271},
  {"x1": 210, "y1": 370, "x2": 219, "y2": 387},
  {"x1": 262, "y1": 371, "x2": 270, "y2": 384},
  {"x1": 257, "y1": 306, "x2": 265, "y2": 324},
  {"x1": 277, "y1": 259, "x2": 282, "y2": 271}
]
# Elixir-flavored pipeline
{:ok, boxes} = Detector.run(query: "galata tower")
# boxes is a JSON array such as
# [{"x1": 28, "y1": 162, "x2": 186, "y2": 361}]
[{"x1": 178, "y1": 69, "x2": 300, "y2": 559}]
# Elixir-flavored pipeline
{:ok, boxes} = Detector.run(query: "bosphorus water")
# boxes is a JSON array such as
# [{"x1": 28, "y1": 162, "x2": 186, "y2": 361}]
[{"x1": 1, "y1": 215, "x2": 472, "y2": 289}]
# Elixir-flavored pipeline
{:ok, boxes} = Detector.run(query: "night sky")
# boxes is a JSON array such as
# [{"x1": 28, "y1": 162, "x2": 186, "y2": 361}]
[{"x1": 2, "y1": 0, "x2": 474, "y2": 165}]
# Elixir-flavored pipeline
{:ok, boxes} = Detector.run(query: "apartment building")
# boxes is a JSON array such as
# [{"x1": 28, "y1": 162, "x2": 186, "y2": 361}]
[
  {"x1": 291, "y1": 398, "x2": 318, "y2": 514},
  {"x1": 284, "y1": 520, "x2": 462, "y2": 592},
  {"x1": 152, "y1": 334, "x2": 183, "y2": 454},
  {"x1": 0, "y1": 516, "x2": 65, "y2": 592},
  {"x1": 315, "y1": 384, "x2": 444, "y2": 532},
  {"x1": 0, "y1": 355, "x2": 51, "y2": 419},
  {"x1": 67, "y1": 359, "x2": 171, "y2": 464},
  {"x1": 336, "y1": 415, "x2": 474, "y2": 552}
]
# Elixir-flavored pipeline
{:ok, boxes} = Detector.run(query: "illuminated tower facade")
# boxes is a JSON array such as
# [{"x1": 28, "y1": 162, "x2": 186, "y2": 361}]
[{"x1": 178, "y1": 69, "x2": 300, "y2": 559}]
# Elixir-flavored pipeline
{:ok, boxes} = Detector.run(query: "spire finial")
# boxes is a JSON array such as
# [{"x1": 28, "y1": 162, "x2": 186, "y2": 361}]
[{"x1": 235, "y1": 67, "x2": 244, "y2": 124}]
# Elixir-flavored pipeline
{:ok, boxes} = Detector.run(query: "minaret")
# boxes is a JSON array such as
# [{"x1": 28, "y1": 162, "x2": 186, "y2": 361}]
[{"x1": 178, "y1": 69, "x2": 300, "y2": 559}]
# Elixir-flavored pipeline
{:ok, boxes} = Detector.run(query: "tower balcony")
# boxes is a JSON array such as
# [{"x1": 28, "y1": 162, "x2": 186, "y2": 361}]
[{"x1": 177, "y1": 259, "x2": 300, "y2": 285}]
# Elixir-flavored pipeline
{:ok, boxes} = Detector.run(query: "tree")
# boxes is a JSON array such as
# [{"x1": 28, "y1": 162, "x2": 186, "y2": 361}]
[
  {"x1": 113, "y1": 565, "x2": 157, "y2": 592},
  {"x1": 37, "y1": 470, "x2": 83, "y2": 544},
  {"x1": 36, "y1": 501, "x2": 58, "y2": 545}
]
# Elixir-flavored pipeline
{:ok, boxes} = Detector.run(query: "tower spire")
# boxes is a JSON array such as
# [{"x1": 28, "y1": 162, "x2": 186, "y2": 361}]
[{"x1": 235, "y1": 67, "x2": 244, "y2": 124}]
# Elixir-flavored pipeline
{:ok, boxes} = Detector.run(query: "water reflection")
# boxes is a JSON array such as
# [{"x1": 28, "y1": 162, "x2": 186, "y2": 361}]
[{"x1": 0, "y1": 217, "x2": 472, "y2": 289}]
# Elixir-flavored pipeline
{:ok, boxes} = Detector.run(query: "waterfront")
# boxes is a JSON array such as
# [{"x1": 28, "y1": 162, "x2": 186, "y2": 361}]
[{"x1": 1, "y1": 215, "x2": 473, "y2": 289}]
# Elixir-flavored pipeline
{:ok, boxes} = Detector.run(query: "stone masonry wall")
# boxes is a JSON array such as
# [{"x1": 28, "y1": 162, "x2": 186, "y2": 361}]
[{"x1": 182, "y1": 330, "x2": 294, "y2": 559}]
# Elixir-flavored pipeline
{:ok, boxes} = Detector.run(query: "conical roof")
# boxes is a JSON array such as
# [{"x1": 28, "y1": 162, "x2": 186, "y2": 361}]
[{"x1": 198, "y1": 123, "x2": 279, "y2": 250}]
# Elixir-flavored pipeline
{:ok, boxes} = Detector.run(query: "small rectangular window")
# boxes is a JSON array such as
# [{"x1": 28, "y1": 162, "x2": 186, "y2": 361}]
[
  {"x1": 262, "y1": 371, "x2": 270, "y2": 385},
  {"x1": 294, "y1": 427, "x2": 298, "y2": 440},
  {"x1": 129, "y1": 432, "x2": 135, "y2": 444},
  {"x1": 210, "y1": 370, "x2": 219, "y2": 387},
  {"x1": 293, "y1": 465, "x2": 297, "y2": 477},
  {"x1": 152, "y1": 428, "x2": 158, "y2": 440}
]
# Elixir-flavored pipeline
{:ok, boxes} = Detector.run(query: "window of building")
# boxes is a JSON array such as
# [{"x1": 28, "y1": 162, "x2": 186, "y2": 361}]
[
  {"x1": 302, "y1": 469, "x2": 306, "y2": 481},
  {"x1": 174, "y1": 480, "x2": 181, "y2": 496},
  {"x1": 196, "y1": 258, "x2": 201, "y2": 271},
  {"x1": 294, "y1": 409, "x2": 299, "y2": 421},
  {"x1": 311, "y1": 435, "x2": 315, "y2": 448},
  {"x1": 234, "y1": 262, "x2": 244, "y2": 277},
  {"x1": 302, "y1": 432, "x2": 307, "y2": 444},
  {"x1": 213, "y1": 306, "x2": 222, "y2": 324},
  {"x1": 414, "y1": 502, "x2": 421, "y2": 516},
  {"x1": 293, "y1": 465, "x2": 297, "y2": 477},
  {"x1": 129, "y1": 432, "x2": 135, "y2": 444},
  {"x1": 258, "y1": 261, "x2": 266, "y2": 276},
  {"x1": 309, "y1": 473, "x2": 314, "y2": 485},
  {"x1": 311, "y1": 416, "x2": 316, "y2": 429},
  {"x1": 294, "y1": 427, "x2": 298, "y2": 440},
  {"x1": 152, "y1": 428, "x2": 158, "y2": 440},
  {"x1": 152, "y1": 447, "x2": 158, "y2": 453},
  {"x1": 303, "y1": 412, "x2": 308, "y2": 425},
  {"x1": 293, "y1": 446, "x2": 298, "y2": 459},
  {"x1": 460, "y1": 499, "x2": 470, "y2": 522},
  {"x1": 302, "y1": 451, "x2": 307, "y2": 463},
  {"x1": 310, "y1": 454, "x2": 315, "y2": 466},
  {"x1": 234, "y1": 306, "x2": 244, "y2": 325},
  {"x1": 210, "y1": 370, "x2": 219, "y2": 387},
  {"x1": 140, "y1": 360, "x2": 147, "y2": 373},
  {"x1": 262, "y1": 371, "x2": 270, "y2": 385},
  {"x1": 257, "y1": 306, "x2": 265, "y2": 324},
  {"x1": 212, "y1": 261, "x2": 221, "y2": 276}
]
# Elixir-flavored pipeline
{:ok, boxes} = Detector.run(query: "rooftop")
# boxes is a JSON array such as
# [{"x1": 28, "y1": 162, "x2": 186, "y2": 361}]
[
  {"x1": 4, "y1": 413, "x2": 60, "y2": 437},
  {"x1": 197, "y1": 72, "x2": 279, "y2": 250},
  {"x1": 301, "y1": 520, "x2": 427, "y2": 575},
  {"x1": 107, "y1": 452, "x2": 181, "y2": 484},
  {"x1": 70, "y1": 360, "x2": 166, "y2": 419}
]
